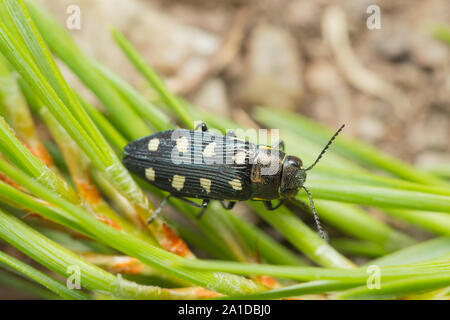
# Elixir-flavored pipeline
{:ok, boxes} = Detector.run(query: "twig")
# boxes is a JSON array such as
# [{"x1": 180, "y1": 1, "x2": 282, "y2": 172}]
[{"x1": 322, "y1": 5, "x2": 411, "y2": 117}]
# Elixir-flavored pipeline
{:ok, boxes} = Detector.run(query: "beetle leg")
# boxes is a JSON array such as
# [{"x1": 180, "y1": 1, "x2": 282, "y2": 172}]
[
  {"x1": 147, "y1": 195, "x2": 172, "y2": 224},
  {"x1": 264, "y1": 200, "x2": 285, "y2": 211},
  {"x1": 273, "y1": 140, "x2": 285, "y2": 151},
  {"x1": 196, "y1": 199, "x2": 211, "y2": 219},
  {"x1": 220, "y1": 201, "x2": 236, "y2": 210},
  {"x1": 195, "y1": 122, "x2": 208, "y2": 132},
  {"x1": 160, "y1": 195, "x2": 210, "y2": 218},
  {"x1": 170, "y1": 195, "x2": 206, "y2": 208}
]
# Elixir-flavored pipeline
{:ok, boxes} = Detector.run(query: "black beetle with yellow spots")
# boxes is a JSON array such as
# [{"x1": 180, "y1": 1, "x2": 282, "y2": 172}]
[{"x1": 122, "y1": 123, "x2": 344, "y2": 239}]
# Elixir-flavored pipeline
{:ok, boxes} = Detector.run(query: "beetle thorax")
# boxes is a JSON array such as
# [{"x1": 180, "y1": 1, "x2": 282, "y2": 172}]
[{"x1": 249, "y1": 147, "x2": 284, "y2": 200}]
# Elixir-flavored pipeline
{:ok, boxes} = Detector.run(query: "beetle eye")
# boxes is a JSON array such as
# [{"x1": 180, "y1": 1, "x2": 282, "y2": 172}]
[{"x1": 287, "y1": 156, "x2": 302, "y2": 168}]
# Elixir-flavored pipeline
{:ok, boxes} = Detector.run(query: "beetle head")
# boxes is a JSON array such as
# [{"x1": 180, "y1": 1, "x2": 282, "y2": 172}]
[
  {"x1": 280, "y1": 156, "x2": 305, "y2": 198},
  {"x1": 280, "y1": 124, "x2": 345, "y2": 240}
]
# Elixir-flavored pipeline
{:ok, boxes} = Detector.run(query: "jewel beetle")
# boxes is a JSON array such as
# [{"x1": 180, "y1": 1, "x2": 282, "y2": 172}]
[{"x1": 122, "y1": 123, "x2": 344, "y2": 239}]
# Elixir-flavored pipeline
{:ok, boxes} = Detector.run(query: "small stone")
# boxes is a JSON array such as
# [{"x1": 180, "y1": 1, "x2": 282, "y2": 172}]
[
  {"x1": 126, "y1": 5, "x2": 220, "y2": 74},
  {"x1": 407, "y1": 112, "x2": 449, "y2": 152},
  {"x1": 412, "y1": 37, "x2": 449, "y2": 71},
  {"x1": 373, "y1": 26, "x2": 411, "y2": 63},
  {"x1": 240, "y1": 23, "x2": 304, "y2": 110}
]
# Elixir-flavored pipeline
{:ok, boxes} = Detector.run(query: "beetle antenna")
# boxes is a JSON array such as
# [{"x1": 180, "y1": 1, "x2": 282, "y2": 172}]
[
  {"x1": 305, "y1": 124, "x2": 345, "y2": 171},
  {"x1": 302, "y1": 186, "x2": 326, "y2": 241}
]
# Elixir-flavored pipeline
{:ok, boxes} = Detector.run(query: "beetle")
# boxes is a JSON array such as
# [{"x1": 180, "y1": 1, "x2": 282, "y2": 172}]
[{"x1": 122, "y1": 123, "x2": 344, "y2": 239}]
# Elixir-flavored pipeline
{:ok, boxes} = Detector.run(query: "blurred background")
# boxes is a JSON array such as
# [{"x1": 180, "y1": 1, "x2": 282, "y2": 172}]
[
  {"x1": 0, "y1": 0, "x2": 448, "y2": 299},
  {"x1": 36, "y1": 0, "x2": 449, "y2": 168}
]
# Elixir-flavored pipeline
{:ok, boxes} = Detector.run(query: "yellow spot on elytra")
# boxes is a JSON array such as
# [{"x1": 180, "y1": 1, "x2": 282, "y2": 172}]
[
  {"x1": 176, "y1": 136, "x2": 189, "y2": 153},
  {"x1": 200, "y1": 178, "x2": 211, "y2": 193},
  {"x1": 203, "y1": 142, "x2": 216, "y2": 157},
  {"x1": 172, "y1": 175, "x2": 186, "y2": 191},
  {"x1": 145, "y1": 167, "x2": 155, "y2": 181},
  {"x1": 148, "y1": 138, "x2": 160, "y2": 151},
  {"x1": 229, "y1": 179, "x2": 242, "y2": 191},
  {"x1": 233, "y1": 151, "x2": 246, "y2": 164}
]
